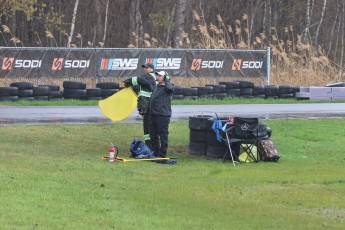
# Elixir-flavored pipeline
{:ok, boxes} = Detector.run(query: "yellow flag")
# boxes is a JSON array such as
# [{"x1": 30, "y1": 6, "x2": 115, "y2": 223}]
[{"x1": 98, "y1": 87, "x2": 137, "y2": 122}]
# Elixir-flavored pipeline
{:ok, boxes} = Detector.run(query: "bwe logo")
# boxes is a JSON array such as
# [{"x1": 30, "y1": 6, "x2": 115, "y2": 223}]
[
  {"x1": 146, "y1": 58, "x2": 181, "y2": 69},
  {"x1": 101, "y1": 58, "x2": 138, "y2": 70}
]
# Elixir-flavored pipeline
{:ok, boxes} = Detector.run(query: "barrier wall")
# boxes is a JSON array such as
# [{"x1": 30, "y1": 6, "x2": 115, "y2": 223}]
[{"x1": 0, "y1": 47, "x2": 269, "y2": 82}]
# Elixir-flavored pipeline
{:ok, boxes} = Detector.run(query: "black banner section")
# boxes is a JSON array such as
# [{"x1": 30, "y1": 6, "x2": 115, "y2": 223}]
[
  {"x1": 45, "y1": 49, "x2": 95, "y2": 78},
  {"x1": 0, "y1": 47, "x2": 268, "y2": 79}
]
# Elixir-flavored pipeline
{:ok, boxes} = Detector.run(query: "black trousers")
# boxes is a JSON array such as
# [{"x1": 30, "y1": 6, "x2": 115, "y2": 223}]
[
  {"x1": 142, "y1": 112, "x2": 151, "y2": 149},
  {"x1": 149, "y1": 114, "x2": 170, "y2": 157}
]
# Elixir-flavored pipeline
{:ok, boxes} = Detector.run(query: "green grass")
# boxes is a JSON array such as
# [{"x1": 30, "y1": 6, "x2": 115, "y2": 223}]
[
  {"x1": 1, "y1": 119, "x2": 345, "y2": 229},
  {"x1": 1, "y1": 97, "x2": 344, "y2": 106}
]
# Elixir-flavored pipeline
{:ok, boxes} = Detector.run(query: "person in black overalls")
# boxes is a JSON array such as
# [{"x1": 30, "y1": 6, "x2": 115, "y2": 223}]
[
  {"x1": 149, "y1": 71, "x2": 174, "y2": 157},
  {"x1": 124, "y1": 63, "x2": 156, "y2": 149}
]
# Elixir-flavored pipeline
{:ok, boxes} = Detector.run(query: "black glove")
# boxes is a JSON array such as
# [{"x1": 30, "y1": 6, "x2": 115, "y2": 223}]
[{"x1": 124, "y1": 79, "x2": 131, "y2": 87}]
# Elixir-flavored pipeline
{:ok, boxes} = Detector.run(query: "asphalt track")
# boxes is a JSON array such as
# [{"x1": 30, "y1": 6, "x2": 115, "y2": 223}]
[{"x1": 1, "y1": 103, "x2": 345, "y2": 125}]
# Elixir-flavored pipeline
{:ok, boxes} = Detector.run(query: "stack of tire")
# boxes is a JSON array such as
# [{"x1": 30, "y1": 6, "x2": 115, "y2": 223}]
[
  {"x1": 38, "y1": 85, "x2": 63, "y2": 100},
  {"x1": 206, "y1": 117, "x2": 228, "y2": 159},
  {"x1": 0, "y1": 86, "x2": 19, "y2": 101},
  {"x1": 236, "y1": 80, "x2": 254, "y2": 98},
  {"x1": 63, "y1": 81, "x2": 87, "y2": 100},
  {"x1": 253, "y1": 85, "x2": 266, "y2": 98},
  {"x1": 172, "y1": 86, "x2": 184, "y2": 100},
  {"x1": 264, "y1": 85, "x2": 279, "y2": 99},
  {"x1": 219, "y1": 81, "x2": 241, "y2": 97},
  {"x1": 205, "y1": 84, "x2": 227, "y2": 99},
  {"x1": 188, "y1": 115, "x2": 212, "y2": 156},
  {"x1": 192, "y1": 86, "x2": 213, "y2": 98},
  {"x1": 183, "y1": 87, "x2": 198, "y2": 100},
  {"x1": 95, "y1": 82, "x2": 120, "y2": 99},
  {"x1": 33, "y1": 85, "x2": 51, "y2": 100},
  {"x1": 278, "y1": 85, "x2": 295, "y2": 99},
  {"x1": 10, "y1": 82, "x2": 33, "y2": 100}
]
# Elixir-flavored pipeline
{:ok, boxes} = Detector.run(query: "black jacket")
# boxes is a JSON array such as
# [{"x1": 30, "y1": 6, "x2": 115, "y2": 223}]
[
  {"x1": 150, "y1": 80, "x2": 174, "y2": 116},
  {"x1": 125, "y1": 72, "x2": 156, "y2": 114}
]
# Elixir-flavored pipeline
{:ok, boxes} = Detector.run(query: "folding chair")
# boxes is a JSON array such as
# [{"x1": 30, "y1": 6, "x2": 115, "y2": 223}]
[{"x1": 222, "y1": 117, "x2": 261, "y2": 166}]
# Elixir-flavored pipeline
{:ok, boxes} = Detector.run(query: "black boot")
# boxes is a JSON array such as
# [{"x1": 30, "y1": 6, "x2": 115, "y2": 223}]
[{"x1": 145, "y1": 140, "x2": 152, "y2": 150}]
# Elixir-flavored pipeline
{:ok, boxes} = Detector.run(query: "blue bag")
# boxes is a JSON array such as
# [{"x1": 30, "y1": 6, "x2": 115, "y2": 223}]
[{"x1": 130, "y1": 138, "x2": 155, "y2": 158}]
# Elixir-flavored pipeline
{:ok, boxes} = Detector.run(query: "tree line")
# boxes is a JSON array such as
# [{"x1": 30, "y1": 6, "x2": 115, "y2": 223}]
[{"x1": 0, "y1": 0, "x2": 344, "y2": 72}]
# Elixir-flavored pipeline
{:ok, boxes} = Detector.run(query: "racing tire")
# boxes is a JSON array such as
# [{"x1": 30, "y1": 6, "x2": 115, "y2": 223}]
[
  {"x1": 33, "y1": 86, "x2": 50, "y2": 96},
  {"x1": 96, "y1": 82, "x2": 120, "y2": 89},
  {"x1": 205, "y1": 84, "x2": 226, "y2": 93},
  {"x1": 173, "y1": 86, "x2": 184, "y2": 95},
  {"x1": 226, "y1": 88, "x2": 240, "y2": 97},
  {"x1": 0, "y1": 87, "x2": 18, "y2": 96},
  {"x1": 63, "y1": 81, "x2": 86, "y2": 90},
  {"x1": 207, "y1": 145, "x2": 227, "y2": 159},
  {"x1": 172, "y1": 95, "x2": 184, "y2": 100},
  {"x1": 63, "y1": 89, "x2": 87, "y2": 100},
  {"x1": 214, "y1": 93, "x2": 227, "y2": 100},
  {"x1": 38, "y1": 84, "x2": 60, "y2": 91},
  {"x1": 18, "y1": 89, "x2": 33, "y2": 97},
  {"x1": 189, "y1": 115, "x2": 213, "y2": 130},
  {"x1": 10, "y1": 82, "x2": 33, "y2": 90},
  {"x1": 87, "y1": 88, "x2": 102, "y2": 98},
  {"x1": 184, "y1": 95, "x2": 198, "y2": 100},
  {"x1": 183, "y1": 87, "x2": 198, "y2": 96},
  {"x1": 219, "y1": 81, "x2": 240, "y2": 89},
  {"x1": 0, "y1": 95, "x2": 18, "y2": 101},
  {"x1": 189, "y1": 141, "x2": 207, "y2": 156},
  {"x1": 190, "y1": 129, "x2": 207, "y2": 143},
  {"x1": 101, "y1": 89, "x2": 119, "y2": 99}
]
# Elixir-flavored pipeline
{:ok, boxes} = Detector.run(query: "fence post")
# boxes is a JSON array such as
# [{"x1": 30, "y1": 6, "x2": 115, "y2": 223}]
[{"x1": 267, "y1": 47, "x2": 270, "y2": 86}]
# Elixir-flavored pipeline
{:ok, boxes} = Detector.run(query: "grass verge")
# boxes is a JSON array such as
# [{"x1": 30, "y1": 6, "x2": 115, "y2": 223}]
[{"x1": 1, "y1": 119, "x2": 345, "y2": 229}]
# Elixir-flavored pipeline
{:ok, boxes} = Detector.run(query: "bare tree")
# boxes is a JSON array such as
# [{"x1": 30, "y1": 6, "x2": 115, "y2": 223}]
[
  {"x1": 166, "y1": 1, "x2": 176, "y2": 46},
  {"x1": 314, "y1": 0, "x2": 327, "y2": 46},
  {"x1": 94, "y1": 0, "x2": 103, "y2": 46},
  {"x1": 333, "y1": 8, "x2": 342, "y2": 59},
  {"x1": 248, "y1": 0, "x2": 263, "y2": 47},
  {"x1": 327, "y1": 0, "x2": 340, "y2": 57},
  {"x1": 129, "y1": 0, "x2": 142, "y2": 46},
  {"x1": 267, "y1": 0, "x2": 271, "y2": 43},
  {"x1": 340, "y1": 0, "x2": 345, "y2": 73},
  {"x1": 139, "y1": 0, "x2": 153, "y2": 37},
  {"x1": 102, "y1": 0, "x2": 110, "y2": 45},
  {"x1": 302, "y1": 0, "x2": 312, "y2": 44},
  {"x1": 173, "y1": 0, "x2": 187, "y2": 48},
  {"x1": 67, "y1": 0, "x2": 80, "y2": 47}
]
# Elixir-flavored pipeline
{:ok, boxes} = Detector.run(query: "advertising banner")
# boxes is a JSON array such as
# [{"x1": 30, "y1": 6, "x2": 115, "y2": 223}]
[
  {"x1": 0, "y1": 48, "x2": 268, "y2": 80},
  {"x1": 0, "y1": 48, "x2": 46, "y2": 78},
  {"x1": 45, "y1": 49, "x2": 95, "y2": 78}
]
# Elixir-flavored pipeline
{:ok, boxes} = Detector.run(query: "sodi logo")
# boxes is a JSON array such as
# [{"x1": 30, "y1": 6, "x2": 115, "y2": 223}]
[
  {"x1": 232, "y1": 59, "x2": 263, "y2": 70},
  {"x1": 52, "y1": 58, "x2": 90, "y2": 70},
  {"x1": 2, "y1": 57, "x2": 42, "y2": 70},
  {"x1": 191, "y1": 59, "x2": 224, "y2": 70}
]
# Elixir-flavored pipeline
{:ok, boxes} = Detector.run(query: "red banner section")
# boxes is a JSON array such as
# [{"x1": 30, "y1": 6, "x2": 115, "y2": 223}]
[{"x1": 0, "y1": 48, "x2": 268, "y2": 79}]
